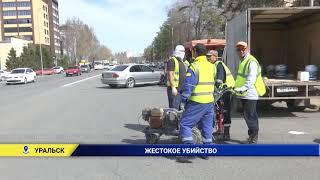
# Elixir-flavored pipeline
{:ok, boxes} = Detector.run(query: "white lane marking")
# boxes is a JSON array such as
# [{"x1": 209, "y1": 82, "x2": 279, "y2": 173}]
[
  {"x1": 62, "y1": 75, "x2": 100, "y2": 87},
  {"x1": 288, "y1": 131, "x2": 309, "y2": 135}
]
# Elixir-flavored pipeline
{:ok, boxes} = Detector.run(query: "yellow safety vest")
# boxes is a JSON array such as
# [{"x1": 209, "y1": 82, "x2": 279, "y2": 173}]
[
  {"x1": 213, "y1": 60, "x2": 235, "y2": 88},
  {"x1": 184, "y1": 60, "x2": 190, "y2": 70},
  {"x1": 189, "y1": 56, "x2": 216, "y2": 104},
  {"x1": 166, "y1": 57, "x2": 180, "y2": 87},
  {"x1": 235, "y1": 54, "x2": 266, "y2": 96}
]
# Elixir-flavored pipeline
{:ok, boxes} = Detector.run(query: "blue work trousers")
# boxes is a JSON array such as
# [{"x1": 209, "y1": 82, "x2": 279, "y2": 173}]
[{"x1": 180, "y1": 101, "x2": 214, "y2": 144}]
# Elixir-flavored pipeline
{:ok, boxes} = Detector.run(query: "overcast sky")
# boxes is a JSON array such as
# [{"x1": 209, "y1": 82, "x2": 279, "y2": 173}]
[{"x1": 59, "y1": 0, "x2": 172, "y2": 55}]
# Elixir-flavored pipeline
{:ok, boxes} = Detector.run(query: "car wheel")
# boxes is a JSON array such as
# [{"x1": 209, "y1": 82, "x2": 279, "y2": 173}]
[
  {"x1": 24, "y1": 78, "x2": 27, "y2": 84},
  {"x1": 126, "y1": 78, "x2": 135, "y2": 88},
  {"x1": 33, "y1": 76, "x2": 36, "y2": 83}
]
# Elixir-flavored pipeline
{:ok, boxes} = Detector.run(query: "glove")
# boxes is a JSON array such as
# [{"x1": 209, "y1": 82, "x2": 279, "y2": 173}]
[
  {"x1": 180, "y1": 102, "x2": 186, "y2": 111},
  {"x1": 172, "y1": 87, "x2": 178, "y2": 96},
  {"x1": 234, "y1": 87, "x2": 248, "y2": 96}
]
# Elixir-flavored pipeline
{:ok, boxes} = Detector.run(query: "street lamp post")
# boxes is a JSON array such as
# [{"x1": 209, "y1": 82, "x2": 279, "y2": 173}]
[{"x1": 37, "y1": 7, "x2": 44, "y2": 75}]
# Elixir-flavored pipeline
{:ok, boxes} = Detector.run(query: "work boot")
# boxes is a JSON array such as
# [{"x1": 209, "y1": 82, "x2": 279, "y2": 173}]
[
  {"x1": 247, "y1": 133, "x2": 258, "y2": 144},
  {"x1": 223, "y1": 127, "x2": 231, "y2": 141}
]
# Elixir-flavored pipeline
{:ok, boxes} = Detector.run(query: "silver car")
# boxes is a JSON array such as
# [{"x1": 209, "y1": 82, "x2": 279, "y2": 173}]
[{"x1": 101, "y1": 64, "x2": 162, "y2": 88}]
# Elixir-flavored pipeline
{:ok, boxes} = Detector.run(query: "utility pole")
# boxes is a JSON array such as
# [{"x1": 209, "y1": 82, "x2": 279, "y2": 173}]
[
  {"x1": 310, "y1": 0, "x2": 314, "y2": 6},
  {"x1": 74, "y1": 36, "x2": 77, "y2": 65},
  {"x1": 171, "y1": 26, "x2": 174, "y2": 51},
  {"x1": 37, "y1": 8, "x2": 44, "y2": 75}
]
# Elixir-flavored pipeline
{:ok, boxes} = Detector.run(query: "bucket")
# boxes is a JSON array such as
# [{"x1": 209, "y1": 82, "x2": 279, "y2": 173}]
[
  {"x1": 275, "y1": 64, "x2": 288, "y2": 78},
  {"x1": 266, "y1": 65, "x2": 275, "y2": 77},
  {"x1": 305, "y1": 65, "x2": 318, "y2": 80}
]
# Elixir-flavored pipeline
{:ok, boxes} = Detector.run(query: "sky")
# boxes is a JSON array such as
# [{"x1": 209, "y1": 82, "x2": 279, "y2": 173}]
[{"x1": 59, "y1": 0, "x2": 172, "y2": 55}]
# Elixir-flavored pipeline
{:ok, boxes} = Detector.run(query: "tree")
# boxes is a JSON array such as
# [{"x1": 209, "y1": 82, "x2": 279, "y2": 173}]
[
  {"x1": 57, "y1": 56, "x2": 70, "y2": 69},
  {"x1": 61, "y1": 17, "x2": 113, "y2": 63},
  {"x1": 6, "y1": 48, "x2": 21, "y2": 70}
]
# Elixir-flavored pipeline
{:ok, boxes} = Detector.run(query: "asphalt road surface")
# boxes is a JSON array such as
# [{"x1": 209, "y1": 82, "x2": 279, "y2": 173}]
[{"x1": 0, "y1": 70, "x2": 319, "y2": 180}]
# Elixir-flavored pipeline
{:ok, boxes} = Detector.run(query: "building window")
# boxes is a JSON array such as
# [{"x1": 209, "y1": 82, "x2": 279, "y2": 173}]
[
  {"x1": 19, "y1": 27, "x2": 33, "y2": 32},
  {"x1": 3, "y1": 11, "x2": 17, "y2": 16},
  {"x1": 18, "y1": 10, "x2": 32, "y2": 16},
  {"x1": 23, "y1": 35, "x2": 33, "y2": 41},
  {"x1": 4, "y1": 28, "x2": 18, "y2": 33},
  {"x1": 2, "y1": 2, "x2": 30, "y2": 7},
  {"x1": 4, "y1": 19, "x2": 33, "y2": 24}
]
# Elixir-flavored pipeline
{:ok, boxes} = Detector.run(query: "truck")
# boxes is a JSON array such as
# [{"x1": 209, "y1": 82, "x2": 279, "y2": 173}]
[{"x1": 226, "y1": 7, "x2": 320, "y2": 110}]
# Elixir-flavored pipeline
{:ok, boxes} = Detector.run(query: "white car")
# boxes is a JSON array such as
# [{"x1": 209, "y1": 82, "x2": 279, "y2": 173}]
[
  {"x1": 52, "y1": 66, "x2": 64, "y2": 74},
  {"x1": 6, "y1": 68, "x2": 37, "y2": 85},
  {"x1": 0, "y1": 70, "x2": 10, "y2": 81},
  {"x1": 94, "y1": 63, "x2": 104, "y2": 70}
]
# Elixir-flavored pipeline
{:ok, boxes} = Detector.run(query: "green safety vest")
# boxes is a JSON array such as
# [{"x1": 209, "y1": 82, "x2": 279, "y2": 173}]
[
  {"x1": 167, "y1": 57, "x2": 180, "y2": 87},
  {"x1": 189, "y1": 56, "x2": 216, "y2": 104},
  {"x1": 235, "y1": 54, "x2": 266, "y2": 96},
  {"x1": 213, "y1": 60, "x2": 235, "y2": 88}
]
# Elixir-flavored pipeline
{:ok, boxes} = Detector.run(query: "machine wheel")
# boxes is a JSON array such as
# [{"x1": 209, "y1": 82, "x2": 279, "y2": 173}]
[
  {"x1": 286, "y1": 100, "x2": 306, "y2": 112},
  {"x1": 192, "y1": 127, "x2": 202, "y2": 144},
  {"x1": 126, "y1": 78, "x2": 135, "y2": 88},
  {"x1": 146, "y1": 134, "x2": 159, "y2": 144}
]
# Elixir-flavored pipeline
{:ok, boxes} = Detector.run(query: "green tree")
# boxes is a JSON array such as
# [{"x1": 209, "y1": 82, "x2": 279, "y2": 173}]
[
  {"x1": 57, "y1": 56, "x2": 70, "y2": 69},
  {"x1": 5, "y1": 48, "x2": 21, "y2": 70}
]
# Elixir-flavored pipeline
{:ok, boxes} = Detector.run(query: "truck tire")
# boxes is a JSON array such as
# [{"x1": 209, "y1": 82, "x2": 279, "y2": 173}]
[{"x1": 286, "y1": 100, "x2": 306, "y2": 112}]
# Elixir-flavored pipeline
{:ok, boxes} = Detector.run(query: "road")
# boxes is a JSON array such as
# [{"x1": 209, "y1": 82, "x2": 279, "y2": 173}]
[{"x1": 0, "y1": 70, "x2": 319, "y2": 180}]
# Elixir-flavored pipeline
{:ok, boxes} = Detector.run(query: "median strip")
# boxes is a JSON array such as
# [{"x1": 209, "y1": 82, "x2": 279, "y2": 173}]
[{"x1": 61, "y1": 75, "x2": 101, "y2": 87}]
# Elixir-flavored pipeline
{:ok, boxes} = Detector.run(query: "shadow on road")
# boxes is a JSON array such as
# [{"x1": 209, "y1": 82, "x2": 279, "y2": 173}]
[
  {"x1": 124, "y1": 123, "x2": 148, "y2": 132},
  {"x1": 96, "y1": 84, "x2": 165, "y2": 90},
  {"x1": 232, "y1": 105, "x2": 298, "y2": 118},
  {"x1": 313, "y1": 139, "x2": 320, "y2": 144},
  {"x1": 121, "y1": 137, "x2": 180, "y2": 145}
]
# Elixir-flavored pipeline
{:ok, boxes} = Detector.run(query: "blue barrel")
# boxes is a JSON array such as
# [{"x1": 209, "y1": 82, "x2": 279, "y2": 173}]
[
  {"x1": 266, "y1": 65, "x2": 275, "y2": 77},
  {"x1": 305, "y1": 65, "x2": 318, "y2": 80},
  {"x1": 275, "y1": 64, "x2": 288, "y2": 78}
]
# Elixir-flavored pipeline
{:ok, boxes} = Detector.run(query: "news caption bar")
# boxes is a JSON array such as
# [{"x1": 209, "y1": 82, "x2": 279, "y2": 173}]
[{"x1": 0, "y1": 144, "x2": 319, "y2": 157}]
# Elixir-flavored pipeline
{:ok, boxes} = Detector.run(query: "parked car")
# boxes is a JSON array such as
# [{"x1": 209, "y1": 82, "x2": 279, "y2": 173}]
[
  {"x1": 0, "y1": 70, "x2": 10, "y2": 81},
  {"x1": 52, "y1": 66, "x2": 64, "y2": 74},
  {"x1": 101, "y1": 64, "x2": 162, "y2": 88},
  {"x1": 6, "y1": 68, "x2": 36, "y2": 85},
  {"x1": 80, "y1": 65, "x2": 91, "y2": 73},
  {"x1": 103, "y1": 63, "x2": 110, "y2": 69},
  {"x1": 35, "y1": 68, "x2": 55, "y2": 75},
  {"x1": 65, "y1": 66, "x2": 81, "y2": 76},
  {"x1": 94, "y1": 62, "x2": 104, "y2": 70}
]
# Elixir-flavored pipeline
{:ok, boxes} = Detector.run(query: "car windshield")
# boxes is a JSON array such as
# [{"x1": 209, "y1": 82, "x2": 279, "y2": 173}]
[
  {"x1": 11, "y1": 69, "x2": 25, "y2": 74},
  {"x1": 53, "y1": 67, "x2": 60, "y2": 69},
  {"x1": 110, "y1": 65, "x2": 128, "y2": 71},
  {"x1": 80, "y1": 65, "x2": 88, "y2": 68}
]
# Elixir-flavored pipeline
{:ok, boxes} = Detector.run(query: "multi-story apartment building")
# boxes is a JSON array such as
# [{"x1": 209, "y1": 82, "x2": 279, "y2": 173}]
[{"x1": 0, "y1": 0, "x2": 60, "y2": 56}]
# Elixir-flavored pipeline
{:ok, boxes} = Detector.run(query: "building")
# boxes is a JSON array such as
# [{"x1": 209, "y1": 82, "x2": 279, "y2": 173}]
[
  {"x1": 0, "y1": 37, "x2": 30, "y2": 70},
  {"x1": 48, "y1": 0, "x2": 60, "y2": 56},
  {"x1": 0, "y1": 0, "x2": 60, "y2": 56}
]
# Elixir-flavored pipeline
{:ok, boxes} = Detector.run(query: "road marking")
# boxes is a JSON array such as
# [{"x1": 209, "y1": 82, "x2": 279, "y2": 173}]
[
  {"x1": 288, "y1": 131, "x2": 309, "y2": 135},
  {"x1": 61, "y1": 75, "x2": 100, "y2": 87}
]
